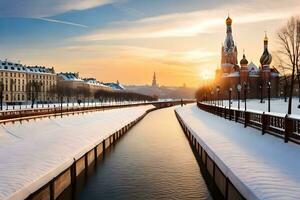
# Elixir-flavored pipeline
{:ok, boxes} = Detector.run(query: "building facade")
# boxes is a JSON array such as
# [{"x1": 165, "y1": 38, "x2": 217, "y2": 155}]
[
  {"x1": 214, "y1": 16, "x2": 280, "y2": 99},
  {"x1": 0, "y1": 61, "x2": 125, "y2": 104},
  {"x1": 0, "y1": 61, "x2": 56, "y2": 104},
  {"x1": 26, "y1": 66, "x2": 57, "y2": 102}
]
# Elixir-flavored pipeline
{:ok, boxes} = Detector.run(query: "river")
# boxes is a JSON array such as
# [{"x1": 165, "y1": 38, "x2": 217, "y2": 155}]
[{"x1": 66, "y1": 106, "x2": 212, "y2": 199}]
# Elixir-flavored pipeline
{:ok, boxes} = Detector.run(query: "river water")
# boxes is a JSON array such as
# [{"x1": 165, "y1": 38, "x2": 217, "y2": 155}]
[{"x1": 74, "y1": 106, "x2": 212, "y2": 199}]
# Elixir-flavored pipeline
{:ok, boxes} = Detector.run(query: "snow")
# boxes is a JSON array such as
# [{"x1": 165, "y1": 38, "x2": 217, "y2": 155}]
[
  {"x1": 176, "y1": 104, "x2": 300, "y2": 200},
  {"x1": 215, "y1": 98, "x2": 300, "y2": 115},
  {"x1": 0, "y1": 105, "x2": 154, "y2": 200}
]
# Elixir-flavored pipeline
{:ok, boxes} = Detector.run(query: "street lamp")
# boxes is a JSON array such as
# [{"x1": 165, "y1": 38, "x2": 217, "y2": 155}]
[
  {"x1": 259, "y1": 83, "x2": 263, "y2": 103},
  {"x1": 211, "y1": 91, "x2": 214, "y2": 105},
  {"x1": 267, "y1": 81, "x2": 271, "y2": 112},
  {"x1": 237, "y1": 84, "x2": 241, "y2": 110},
  {"x1": 216, "y1": 86, "x2": 220, "y2": 106},
  {"x1": 244, "y1": 82, "x2": 247, "y2": 111},
  {"x1": 229, "y1": 87, "x2": 232, "y2": 120}
]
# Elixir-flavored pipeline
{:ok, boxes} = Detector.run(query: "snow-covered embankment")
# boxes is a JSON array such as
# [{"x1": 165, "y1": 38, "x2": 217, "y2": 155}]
[
  {"x1": 175, "y1": 104, "x2": 300, "y2": 200},
  {"x1": 0, "y1": 105, "x2": 155, "y2": 200}
]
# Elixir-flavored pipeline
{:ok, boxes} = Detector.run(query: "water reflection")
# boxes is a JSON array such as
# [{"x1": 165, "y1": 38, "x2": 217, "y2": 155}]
[{"x1": 63, "y1": 106, "x2": 212, "y2": 199}]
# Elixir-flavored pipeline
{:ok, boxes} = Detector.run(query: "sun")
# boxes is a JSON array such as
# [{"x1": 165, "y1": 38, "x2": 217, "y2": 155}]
[{"x1": 199, "y1": 69, "x2": 214, "y2": 80}]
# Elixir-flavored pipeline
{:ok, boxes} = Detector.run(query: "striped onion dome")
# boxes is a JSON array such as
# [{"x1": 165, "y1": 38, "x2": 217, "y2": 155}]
[{"x1": 260, "y1": 34, "x2": 272, "y2": 66}]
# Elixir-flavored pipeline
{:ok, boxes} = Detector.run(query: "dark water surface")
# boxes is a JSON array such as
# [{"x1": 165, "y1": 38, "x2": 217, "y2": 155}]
[{"x1": 76, "y1": 106, "x2": 212, "y2": 199}]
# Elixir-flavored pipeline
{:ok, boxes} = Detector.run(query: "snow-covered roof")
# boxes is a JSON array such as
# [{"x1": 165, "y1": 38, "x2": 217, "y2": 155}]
[
  {"x1": 0, "y1": 61, "x2": 27, "y2": 72},
  {"x1": 104, "y1": 82, "x2": 125, "y2": 90},
  {"x1": 26, "y1": 66, "x2": 55, "y2": 74},
  {"x1": 57, "y1": 72, "x2": 83, "y2": 82},
  {"x1": 227, "y1": 71, "x2": 240, "y2": 77},
  {"x1": 83, "y1": 78, "x2": 110, "y2": 88},
  {"x1": 0, "y1": 60, "x2": 55, "y2": 74},
  {"x1": 248, "y1": 62, "x2": 259, "y2": 72}
]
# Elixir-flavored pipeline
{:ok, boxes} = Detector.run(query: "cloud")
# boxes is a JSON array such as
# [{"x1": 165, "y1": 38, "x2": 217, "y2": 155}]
[
  {"x1": 62, "y1": 44, "x2": 217, "y2": 68},
  {"x1": 0, "y1": 0, "x2": 117, "y2": 17},
  {"x1": 35, "y1": 17, "x2": 88, "y2": 28},
  {"x1": 75, "y1": 0, "x2": 300, "y2": 41}
]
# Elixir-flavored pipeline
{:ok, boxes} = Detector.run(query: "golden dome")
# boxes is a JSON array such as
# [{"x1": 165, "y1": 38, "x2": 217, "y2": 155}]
[
  {"x1": 264, "y1": 32, "x2": 268, "y2": 42},
  {"x1": 226, "y1": 16, "x2": 232, "y2": 25}
]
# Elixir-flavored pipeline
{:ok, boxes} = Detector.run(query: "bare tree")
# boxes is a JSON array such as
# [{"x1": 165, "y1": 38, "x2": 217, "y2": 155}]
[
  {"x1": 277, "y1": 16, "x2": 300, "y2": 114},
  {"x1": 27, "y1": 81, "x2": 43, "y2": 108},
  {"x1": 273, "y1": 53, "x2": 292, "y2": 102}
]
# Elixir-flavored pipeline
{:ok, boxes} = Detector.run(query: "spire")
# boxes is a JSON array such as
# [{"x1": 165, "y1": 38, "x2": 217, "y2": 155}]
[
  {"x1": 226, "y1": 13, "x2": 232, "y2": 26},
  {"x1": 224, "y1": 15, "x2": 234, "y2": 52},
  {"x1": 264, "y1": 31, "x2": 268, "y2": 42},
  {"x1": 152, "y1": 72, "x2": 157, "y2": 87},
  {"x1": 240, "y1": 49, "x2": 248, "y2": 66}
]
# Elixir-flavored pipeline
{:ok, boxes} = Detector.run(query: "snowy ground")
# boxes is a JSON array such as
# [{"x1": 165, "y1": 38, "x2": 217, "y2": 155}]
[
  {"x1": 176, "y1": 104, "x2": 300, "y2": 200},
  {"x1": 207, "y1": 98, "x2": 300, "y2": 115},
  {"x1": 0, "y1": 105, "x2": 154, "y2": 200}
]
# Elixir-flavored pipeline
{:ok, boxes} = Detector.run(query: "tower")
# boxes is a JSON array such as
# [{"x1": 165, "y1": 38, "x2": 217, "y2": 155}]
[
  {"x1": 240, "y1": 51, "x2": 249, "y2": 85},
  {"x1": 260, "y1": 33, "x2": 272, "y2": 97},
  {"x1": 152, "y1": 72, "x2": 157, "y2": 87},
  {"x1": 221, "y1": 15, "x2": 238, "y2": 73},
  {"x1": 260, "y1": 33, "x2": 272, "y2": 70}
]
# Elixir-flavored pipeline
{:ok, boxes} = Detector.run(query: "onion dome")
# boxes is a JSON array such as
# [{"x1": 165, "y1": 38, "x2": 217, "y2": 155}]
[
  {"x1": 260, "y1": 33, "x2": 272, "y2": 66},
  {"x1": 226, "y1": 16, "x2": 232, "y2": 25},
  {"x1": 240, "y1": 53, "x2": 248, "y2": 65},
  {"x1": 260, "y1": 49, "x2": 272, "y2": 66}
]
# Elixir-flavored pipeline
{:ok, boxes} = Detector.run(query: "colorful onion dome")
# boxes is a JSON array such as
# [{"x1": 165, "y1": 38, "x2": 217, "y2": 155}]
[
  {"x1": 260, "y1": 49, "x2": 272, "y2": 66},
  {"x1": 260, "y1": 33, "x2": 272, "y2": 66}
]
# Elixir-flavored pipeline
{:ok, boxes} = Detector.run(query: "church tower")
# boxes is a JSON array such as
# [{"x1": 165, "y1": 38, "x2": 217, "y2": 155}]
[
  {"x1": 240, "y1": 52, "x2": 249, "y2": 85},
  {"x1": 152, "y1": 72, "x2": 157, "y2": 87},
  {"x1": 260, "y1": 33, "x2": 272, "y2": 97},
  {"x1": 221, "y1": 15, "x2": 238, "y2": 73}
]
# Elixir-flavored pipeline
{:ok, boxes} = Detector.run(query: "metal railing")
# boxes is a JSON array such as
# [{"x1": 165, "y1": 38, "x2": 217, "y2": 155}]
[
  {"x1": 0, "y1": 100, "x2": 195, "y2": 124},
  {"x1": 197, "y1": 102, "x2": 300, "y2": 145}
]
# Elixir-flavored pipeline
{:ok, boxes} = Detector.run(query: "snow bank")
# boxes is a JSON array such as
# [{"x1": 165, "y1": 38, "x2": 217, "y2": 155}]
[
  {"x1": 218, "y1": 98, "x2": 300, "y2": 115},
  {"x1": 176, "y1": 104, "x2": 300, "y2": 200},
  {"x1": 0, "y1": 105, "x2": 154, "y2": 200}
]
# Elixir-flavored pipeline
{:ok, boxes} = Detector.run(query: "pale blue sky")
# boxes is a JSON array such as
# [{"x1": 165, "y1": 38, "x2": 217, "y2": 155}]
[{"x1": 0, "y1": 0, "x2": 298, "y2": 86}]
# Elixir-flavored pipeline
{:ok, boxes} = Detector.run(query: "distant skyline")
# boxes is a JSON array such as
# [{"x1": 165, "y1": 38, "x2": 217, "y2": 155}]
[{"x1": 0, "y1": 0, "x2": 299, "y2": 87}]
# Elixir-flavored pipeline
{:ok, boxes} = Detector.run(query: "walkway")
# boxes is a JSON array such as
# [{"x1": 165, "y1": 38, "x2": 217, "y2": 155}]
[{"x1": 176, "y1": 104, "x2": 300, "y2": 200}]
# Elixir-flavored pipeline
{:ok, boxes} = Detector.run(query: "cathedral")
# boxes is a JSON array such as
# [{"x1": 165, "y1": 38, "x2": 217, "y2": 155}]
[{"x1": 214, "y1": 16, "x2": 280, "y2": 99}]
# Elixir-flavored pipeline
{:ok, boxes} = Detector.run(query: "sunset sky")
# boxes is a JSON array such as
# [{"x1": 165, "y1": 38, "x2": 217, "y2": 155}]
[{"x1": 0, "y1": 0, "x2": 299, "y2": 87}]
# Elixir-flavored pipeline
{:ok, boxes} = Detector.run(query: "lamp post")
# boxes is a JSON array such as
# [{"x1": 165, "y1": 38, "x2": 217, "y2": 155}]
[
  {"x1": 211, "y1": 91, "x2": 214, "y2": 105},
  {"x1": 216, "y1": 86, "x2": 220, "y2": 106},
  {"x1": 267, "y1": 81, "x2": 271, "y2": 112},
  {"x1": 259, "y1": 83, "x2": 263, "y2": 103},
  {"x1": 237, "y1": 84, "x2": 241, "y2": 110},
  {"x1": 229, "y1": 87, "x2": 232, "y2": 120},
  {"x1": 244, "y1": 82, "x2": 247, "y2": 111}
]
